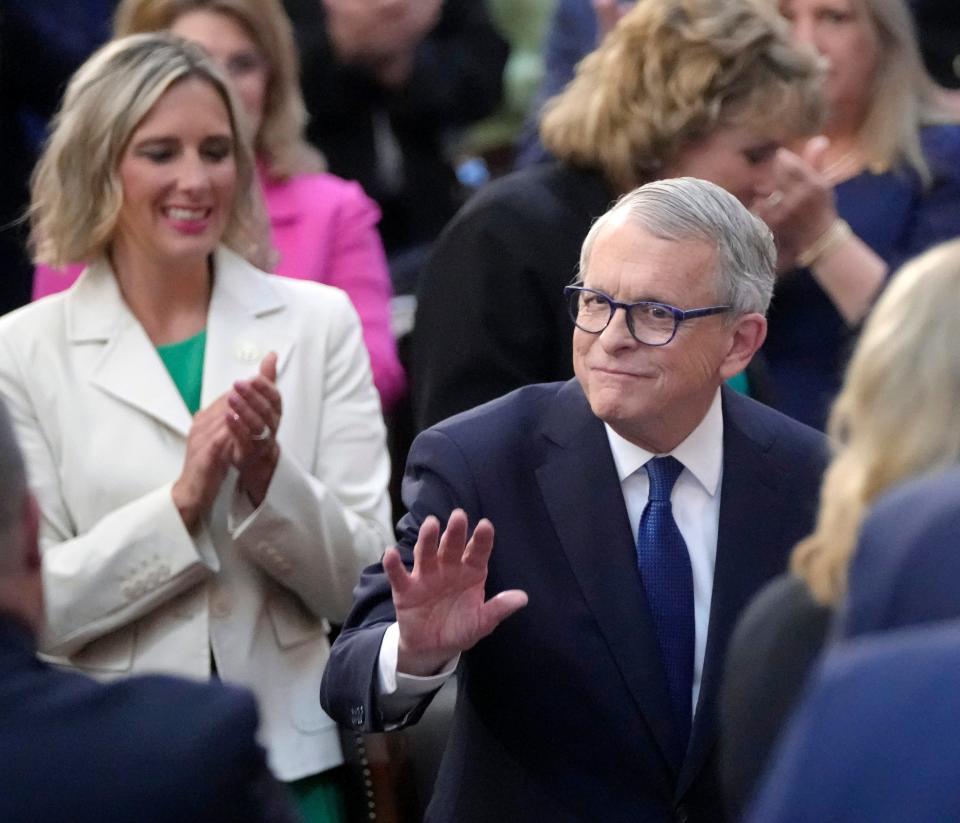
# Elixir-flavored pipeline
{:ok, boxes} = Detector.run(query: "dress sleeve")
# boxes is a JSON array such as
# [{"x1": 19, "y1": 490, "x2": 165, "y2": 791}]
[
  {"x1": 322, "y1": 181, "x2": 406, "y2": 411},
  {"x1": 32, "y1": 263, "x2": 84, "y2": 301}
]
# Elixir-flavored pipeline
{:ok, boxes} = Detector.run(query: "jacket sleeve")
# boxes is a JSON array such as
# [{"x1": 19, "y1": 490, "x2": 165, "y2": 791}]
[
  {"x1": 229, "y1": 290, "x2": 395, "y2": 624},
  {"x1": 0, "y1": 333, "x2": 218, "y2": 657},
  {"x1": 321, "y1": 181, "x2": 406, "y2": 411},
  {"x1": 412, "y1": 190, "x2": 562, "y2": 429},
  {"x1": 321, "y1": 424, "x2": 479, "y2": 731}
]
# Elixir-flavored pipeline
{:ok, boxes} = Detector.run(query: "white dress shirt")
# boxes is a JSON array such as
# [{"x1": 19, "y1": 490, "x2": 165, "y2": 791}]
[
  {"x1": 604, "y1": 388, "x2": 724, "y2": 715},
  {"x1": 377, "y1": 389, "x2": 725, "y2": 720}
]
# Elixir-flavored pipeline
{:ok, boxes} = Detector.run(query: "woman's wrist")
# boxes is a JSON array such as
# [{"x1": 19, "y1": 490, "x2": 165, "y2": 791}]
[
  {"x1": 239, "y1": 444, "x2": 280, "y2": 509},
  {"x1": 797, "y1": 218, "x2": 853, "y2": 269}
]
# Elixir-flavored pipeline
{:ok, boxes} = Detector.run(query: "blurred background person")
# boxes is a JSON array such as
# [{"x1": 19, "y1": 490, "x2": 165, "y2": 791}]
[
  {"x1": 0, "y1": 2, "x2": 113, "y2": 315},
  {"x1": 514, "y1": 0, "x2": 634, "y2": 168},
  {"x1": 281, "y1": 0, "x2": 509, "y2": 295},
  {"x1": 839, "y1": 443, "x2": 960, "y2": 641},
  {"x1": 720, "y1": 237, "x2": 960, "y2": 816},
  {"x1": 746, "y1": 618, "x2": 960, "y2": 823},
  {"x1": 754, "y1": 0, "x2": 960, "y2": 430},
  {"x1": 31, "y1": 0, "x2": 406, "y2": 414},
  {"x1": 0, "y1": 34, "x2": 393, "y2": 822},
  {"x1": 412, "y1": 0, "x2": 824, "y2": 431},
  {"x1": 0, "y1": 396, "x2": 300, "y2": 823}
]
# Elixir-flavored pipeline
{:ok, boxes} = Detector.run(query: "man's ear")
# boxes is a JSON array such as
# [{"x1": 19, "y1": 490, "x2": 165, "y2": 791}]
[{"x1": 719, "y1": 313, "x2": 767, "y2": 381}]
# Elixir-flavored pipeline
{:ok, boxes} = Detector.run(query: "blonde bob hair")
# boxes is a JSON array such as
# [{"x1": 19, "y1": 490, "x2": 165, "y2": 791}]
[
  {"x1": 812, "y1": 0, "x2": 957, "y2": 183},
  {"x1": 29, "y1": 33, "x2": 269, "y2": 270},
  {"x1": 792, "y1": 238, "x2": 960, "y2": 605},
  {"x1": 540, "y1": 0, "x2": 824, "y2": 193},
  {"x1": 114, "y1": 0, "x2": 323, "y2": 179}
]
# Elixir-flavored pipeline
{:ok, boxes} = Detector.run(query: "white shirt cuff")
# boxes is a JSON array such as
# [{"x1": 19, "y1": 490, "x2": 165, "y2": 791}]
[{"x1": 376, "y1": 622, "x2": 459, "y2": 722}]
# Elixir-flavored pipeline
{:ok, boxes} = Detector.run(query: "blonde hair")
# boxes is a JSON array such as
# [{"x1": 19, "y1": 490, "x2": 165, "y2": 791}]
[
  {"x1": 29, "y1": 33, "x2": 270, "y2": 269},
  {"x1": 834, "y1": 0, "x2": 958, "y2": 183},
  {"x1": 792, "y1": 238, "x2": 960, "y2": 605},
  {"x1": 114, "y1": 0, "x2": 323, "y2": 179},
  {"x1": 540, "y1": 0, "x2": 824, "y2": 193}
]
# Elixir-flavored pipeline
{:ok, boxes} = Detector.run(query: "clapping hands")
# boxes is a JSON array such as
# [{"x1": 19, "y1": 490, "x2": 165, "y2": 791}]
[{"x1": 172, "y1": 353, "x2": 282, "y2": 530}]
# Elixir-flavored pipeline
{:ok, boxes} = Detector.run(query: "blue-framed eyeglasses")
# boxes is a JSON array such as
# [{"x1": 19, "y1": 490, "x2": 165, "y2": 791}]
[{"x1": 564, "y1": 286, "x2": 732, "y2": 347}]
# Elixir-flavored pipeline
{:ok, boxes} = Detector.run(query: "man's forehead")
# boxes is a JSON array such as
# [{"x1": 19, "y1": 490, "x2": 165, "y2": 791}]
[{"x1": 586, "y1": 220, "x2": 719, "y2": 286}]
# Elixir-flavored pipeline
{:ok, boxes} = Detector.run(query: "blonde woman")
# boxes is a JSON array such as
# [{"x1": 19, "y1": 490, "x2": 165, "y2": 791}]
[
  {"x1": 721, "y1": 237, "x2": 960, "y2": 816},
  {"x1": 412, "y1": 0, "x2": 824, "y2": 430},
  {"x1": 2, "y1": 34, "x2": 393, "y2": 822},
  {"x1": 33, "y1": 0, "x2": 406, "y2": 412},
  {"x1": 753, "y1": 0, "x2": 960, "y2": 430}
]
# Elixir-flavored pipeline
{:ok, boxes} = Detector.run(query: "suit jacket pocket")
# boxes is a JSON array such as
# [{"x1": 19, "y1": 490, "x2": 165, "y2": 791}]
[
  {"x1": 266, "y1": 590, "x2": 329, "y2": 649},
  {"x1": 41, "y1": 625, "x2": 135, "y2": 675}
]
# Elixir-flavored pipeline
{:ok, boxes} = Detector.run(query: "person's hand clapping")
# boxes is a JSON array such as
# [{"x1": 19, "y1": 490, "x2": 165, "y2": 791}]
[
  {"x1": 386, "y1": 509, "x2": 528, "y2": 677},
  {"x1": 225, "y1": 352, "x2": 282, "y2": 508},
  {"x1": 172, "y1": 394, "x2": 235, "y2": 531},
  {"x1": 752, "y1": 136, "x2": 838, "y2": 273}
]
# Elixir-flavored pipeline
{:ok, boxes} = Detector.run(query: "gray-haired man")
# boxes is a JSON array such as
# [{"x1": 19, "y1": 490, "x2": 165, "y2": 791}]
[{"x1": 322, "y1": 178, "x2": 828, "y2": 823}]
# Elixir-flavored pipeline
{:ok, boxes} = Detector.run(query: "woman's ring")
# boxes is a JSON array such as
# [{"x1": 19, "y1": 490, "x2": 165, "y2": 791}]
[
  {"x1": 251, "y1": 424, "x2": 271, "y2": 441},
  {"x1": 766, "y1": 190, "x2": 784, "y2": 208}
]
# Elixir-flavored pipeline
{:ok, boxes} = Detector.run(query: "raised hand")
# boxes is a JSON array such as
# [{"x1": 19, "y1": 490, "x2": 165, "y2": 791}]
[
  {"x1": 224, "y1": 352, "x2": 282, "y2": 508},
  {"x1": 751, "y1": 137, "x2": 837, "y2": 272},
  {"x1": 386, "y1": 509, "x2": 528, "y2": 677},
  {"x1": 172, "y1": 393, "x2": 234, "y2": 531}
]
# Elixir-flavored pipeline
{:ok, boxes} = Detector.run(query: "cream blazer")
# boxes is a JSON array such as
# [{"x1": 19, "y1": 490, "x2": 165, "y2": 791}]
[{"x1": 0, "y1": 247, "x2": 394, "y2": 781}]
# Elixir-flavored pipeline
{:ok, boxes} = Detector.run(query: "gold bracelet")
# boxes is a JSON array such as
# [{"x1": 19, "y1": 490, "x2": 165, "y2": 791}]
[{"x1": 796, "y1": 218, "x2": 853, "y2": 268}]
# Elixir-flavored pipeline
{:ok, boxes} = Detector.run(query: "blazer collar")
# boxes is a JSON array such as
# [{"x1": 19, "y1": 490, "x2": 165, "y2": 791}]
[{"x1": 65, "y1": 246, "x2": 292, "y2": 437}]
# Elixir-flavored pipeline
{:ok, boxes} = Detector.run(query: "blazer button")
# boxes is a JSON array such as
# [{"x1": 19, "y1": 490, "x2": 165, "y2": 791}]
[
  {"x1": 674, "y1": 803, "x2": 690, "y2": 823},
  {"x1": 351, "y1": 705, "x2": 365, "y2": 727}
]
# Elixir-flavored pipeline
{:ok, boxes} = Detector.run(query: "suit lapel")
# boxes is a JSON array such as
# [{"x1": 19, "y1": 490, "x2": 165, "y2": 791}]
[
  {"x1": 68, "y1": 249, "x2": 295, "y2": 436},
  {"x1": 69, "y1": 261, "x2": 193, "y2": 436},
  {"x1": 201, "y1": 248, "x2": 295, "y2": 405},
  {"x1": 676, "y1": 389, "x2": 789, "y2": 798},
  {"x1": 535, "y1": 380, "x2": 680, "y2": 773}
]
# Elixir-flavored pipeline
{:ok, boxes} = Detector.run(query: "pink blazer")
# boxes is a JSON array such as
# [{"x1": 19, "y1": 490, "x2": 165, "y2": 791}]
[{"x1": 32, "y1": 170, "x2": 406, "y2": 410}]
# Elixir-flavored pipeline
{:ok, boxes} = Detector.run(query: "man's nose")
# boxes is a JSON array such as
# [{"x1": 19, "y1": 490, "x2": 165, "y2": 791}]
[{"x1": 599, "y1": 305, "x2": 639, "y2": 351}]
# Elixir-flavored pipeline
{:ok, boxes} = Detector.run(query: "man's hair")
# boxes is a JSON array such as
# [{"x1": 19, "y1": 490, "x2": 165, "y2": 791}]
[
  {"x1": 576, "y1": 176, "x2": 777, "y2": 316},
  {"x1": 0, "y1": 400, "x2": 28, "y2": 576}
]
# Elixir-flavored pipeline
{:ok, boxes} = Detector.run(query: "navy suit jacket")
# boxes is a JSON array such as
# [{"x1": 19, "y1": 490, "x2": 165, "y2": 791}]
[
  {"x1": 0, "y1": 617, "x2": 297, "y2": 823},
  {"x1": 838, "y1": 465, "x2": 960, "y2": 639},
  {"x1": 321, "y1": 380, "x2": 827, "y2": 822},
  {"x1": 747, "y1": 621, "x2": 960, "y2": 822}
]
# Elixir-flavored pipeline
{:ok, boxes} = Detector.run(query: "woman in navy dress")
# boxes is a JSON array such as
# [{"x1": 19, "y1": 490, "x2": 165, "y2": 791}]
[{"x1": 754, "y1": 0, "x2": 960, "y2": 429}]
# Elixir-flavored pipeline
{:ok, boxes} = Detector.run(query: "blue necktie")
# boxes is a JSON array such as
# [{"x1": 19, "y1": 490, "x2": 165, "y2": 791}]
[{"x1": 636, "y1": 456, "x2": 694, "y2": 765}]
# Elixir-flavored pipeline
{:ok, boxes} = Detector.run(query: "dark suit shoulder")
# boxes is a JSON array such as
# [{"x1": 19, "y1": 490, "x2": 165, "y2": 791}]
[
  {"x1": 453, "y1": 162, "x2": 612, "y2": 228},
  {"x1": 721, "y1": 574, "x2": 832, "y2": 816},
  {"x1": 0, "y1": 662, "x2": 282, "y2": 823},
  {"x1": 722, "y1": 388, "x2": 829, "y2": 469},
  {"x1": 429, "y1": 381, "x2": 568, "y2": 444}
]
